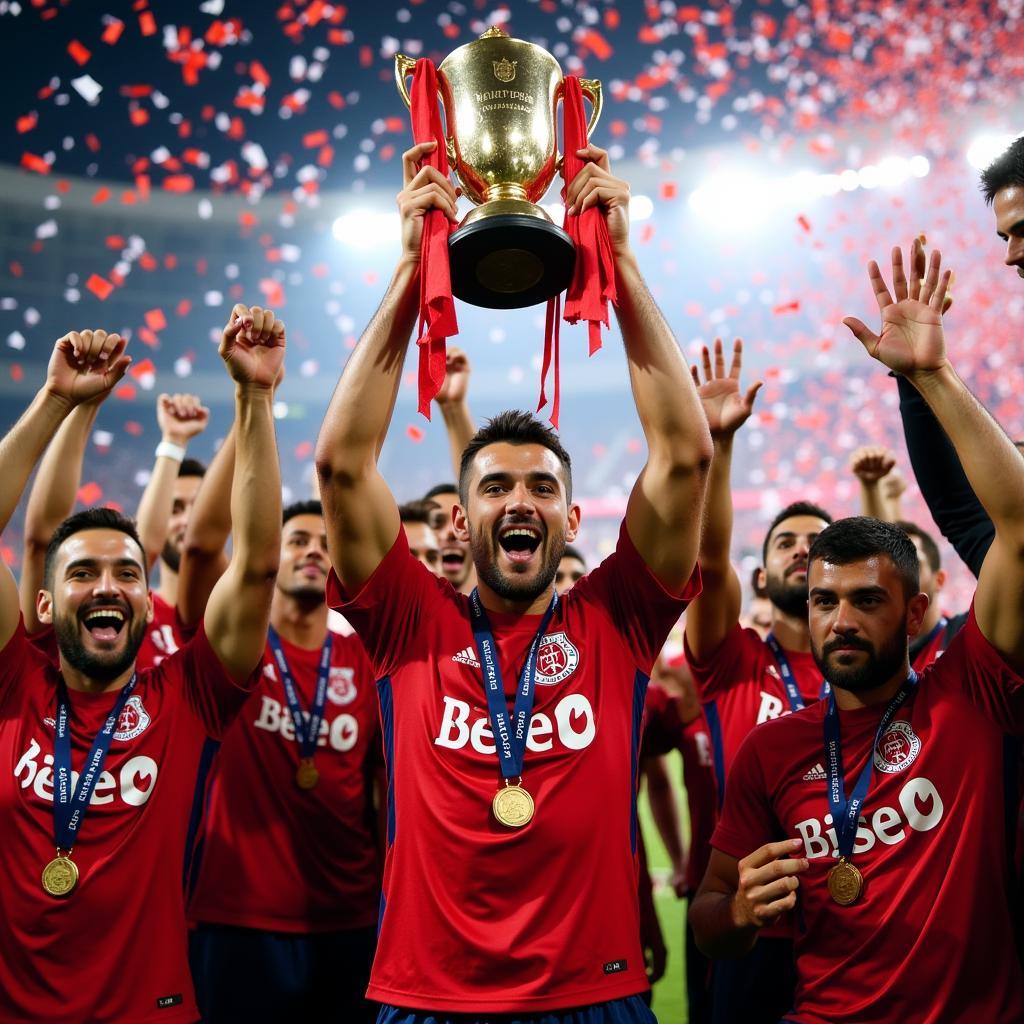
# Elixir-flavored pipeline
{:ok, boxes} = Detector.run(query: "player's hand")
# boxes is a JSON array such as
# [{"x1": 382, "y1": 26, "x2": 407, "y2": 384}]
[
  {"x1": 565, "y1": 144, "x2": 631, "y2": 254},
  {"x1": 219, "y1": 305, "x2": 285, "y2": 388},
  {"x1": 850, "y1": 445, "x2": 896, "y2": 484},
  {"x1": 46, "y1": 329, "x2": 131, "y2": 406},
  {"x1": 690, "y1": 337, "x2": 763, "y2": 440},
  {"x1": 731, "y1": 838, "x2": 808, "y2": 930},
  {"x1": 398, "y1": 142, "x2": 460, "y2": 263},
  {"x1": 642, "y1": 918, "x2": 668, "y2": 985},
  {"x1": 157, "y1": 392, "x2": 210, "y2": 445},
  {"x1": 843, "y1": 239, "x2": 952, "y2": 378},
  {"x1": 435, "y1": 346, "x2": 470, "y2": 406},
  {"x1": 669, "y1": 865, "x2": 688, "y2": 900}
]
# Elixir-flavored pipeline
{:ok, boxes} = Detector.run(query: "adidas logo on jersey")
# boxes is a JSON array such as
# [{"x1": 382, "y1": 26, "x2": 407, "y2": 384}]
[
  {"x1": 803, "y1": 762, "x2": 826, "y2": 781},
  {"x1": 452, "y1": 646, "x2": 481, "y2": 668}
]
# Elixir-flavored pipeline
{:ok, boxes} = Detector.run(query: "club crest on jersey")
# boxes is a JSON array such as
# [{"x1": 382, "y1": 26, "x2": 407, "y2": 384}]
[
  {"x1": 114, "y1": 696, "x2": 151, "y2": 742},
  {"x1": 535, "y1": 632, "x2": 579, "y2": 685},
  {"x1": 873, "y1": 720, "x2": 921, "y2": 774},
  {"x1": 327, "y1": 667, "x2": 357, "y2": 706}
]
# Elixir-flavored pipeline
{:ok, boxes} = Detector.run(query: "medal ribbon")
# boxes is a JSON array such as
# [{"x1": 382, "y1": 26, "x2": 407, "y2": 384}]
[
  {"x1": 468, "y1": 589, "x2": 558, "y2": 780},
  {"x1": 909, "y1": 616, "x2": 948, "y2": 660},
  {"x1": 267, "y1": 627, "x2": 333, "y2": 763},
  {"x1": 823, "y1": 671, "x2": 919, "y2": 860},
  {"x1": 765, "y1": 632, "x2": 830, "y2": 712},
  {"x1": 53, "y1": 674, "x2": 138, "y2": 853}
]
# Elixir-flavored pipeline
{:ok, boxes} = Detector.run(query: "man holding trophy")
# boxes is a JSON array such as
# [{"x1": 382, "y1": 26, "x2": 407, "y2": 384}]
[{"x1": 315, "y1": 26, "x2": 711, "y2": 1022}]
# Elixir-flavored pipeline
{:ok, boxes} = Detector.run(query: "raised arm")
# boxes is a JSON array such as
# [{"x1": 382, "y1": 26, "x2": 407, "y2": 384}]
[
  {"x1": 315, "y1": 141, "x2": 459, "y2": 591},
  {"x1": 202, "y1": 306, "x2": 283, "y2": 682},
  {"x1": 850, "y1": 446, "x2": 898, "y2": 522},
  {"x1": 135, "y1": 393, "x2": 210, "y2": 569},
  {"x1": 434, "y1": 346, "x2": 475, "y2": 482},
  {"x1": 682, "y1": 339, "x2": 763, "y2": 660},
  {"x1": 0, "y1": 330, "x2": 130, "y2": 651},
  {"x1": 20, "y1": 397, "x2": 105, "y2": 633},
  {"x1": 565, "y1": 145, "x2": 713, "y2": 592},
  {"x1": 844, "y1": 241, "x2": 1024, "y2": 668},
  {"x1": 177, "y1": 426, "x2": 234, "y2": 628}
]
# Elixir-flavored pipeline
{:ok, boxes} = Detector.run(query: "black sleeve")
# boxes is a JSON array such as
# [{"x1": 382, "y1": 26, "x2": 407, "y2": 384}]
[{"x1": 897, "y1": 373, "x2": 994, "y2": 579}]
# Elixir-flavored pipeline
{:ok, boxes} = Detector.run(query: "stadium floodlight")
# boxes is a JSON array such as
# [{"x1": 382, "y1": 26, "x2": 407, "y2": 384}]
[
  {"x1": 629, "y1": 195, "x2": 654, "y2": 221},
  {"x1": 966, "y1": 134, "x2": 1019, "y2": 171},
  {"x1": 332, "y1": 209, "x2": 401, "y2": 248}
]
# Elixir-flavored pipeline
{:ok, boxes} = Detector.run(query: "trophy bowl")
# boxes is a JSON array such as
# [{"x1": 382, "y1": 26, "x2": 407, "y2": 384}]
[{"x1": 396, "y1": 26, "x2": 601, "y2": 309}]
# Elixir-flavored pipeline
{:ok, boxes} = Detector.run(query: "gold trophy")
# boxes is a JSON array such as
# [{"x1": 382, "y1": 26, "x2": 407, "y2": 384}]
[{"x1": 395, "y1": 26, "x2": 602, "y2": 309}]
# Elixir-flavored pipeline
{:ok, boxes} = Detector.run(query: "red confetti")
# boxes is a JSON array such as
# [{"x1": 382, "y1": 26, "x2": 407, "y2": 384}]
[
  {"x1": 85, "y1": 274, "x2": 114, "y2": 300},
  {"x1": 10, "y1": 365, "x2": 23, "y2": 382},
  {"x1": 129, "y1": 359, "x2": 156, "y2": 381},
  {"x1": 101, "y1": 19, "x2": 124, "y2": 45},
  {"x1": 772, "y1": 301, "x2": 801, "y2": 314},
  {"x1": 294, "y1": 441, "x2": 313, "y2": 459},
  {"x1": 92, "y1": 187, "x2": 111, "y2": 205},
  {"x1": 302, "y1": 129, "x2": 328, "y2": 148},
  {"x1": 114, "y1": 384, "x2": 137, "y2": 400},
  {"x1": 579, "y1": 30, "x2": 613, "y2": 61},
  {"x1": 124, "y1": 421, "x2": 144, "y2": 436},
  {"x1": 138, "y1": 10, "x2": 157, "y2": 36},
  {"x1": 162, "y1": 175, "x2": 195, "y2": 193},
  {"x1": 797, "y1": 214, "x2": 812, "y2": 233},
  {"x1": 77, "y1": 482, "x2": 103, "y2": 505},
  {"x1": 406, "y1": 425, "x2": 424, "y2": 443},
  {"x1": 137, "y1": 327, "x2": 160, "y2": 347},
  {"x1": 144, "y1": 308, "x2": 167, "y2": 332},
  {"x1": 20, "y1": 152, "x2": 49, "y2": 175},
  {"x1": 15, "y1": 112, "x2": 37, "y2": 134},
  {"x1": 67, "y1": 40, "x2": 92, "y2": 66}
]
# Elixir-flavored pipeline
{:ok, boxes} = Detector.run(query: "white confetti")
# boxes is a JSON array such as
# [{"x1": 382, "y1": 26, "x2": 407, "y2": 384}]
[
  {"x1": 7, "y1": 331, "x2": 25, "y2": 350},
  {"x1": 70, "y1": 75, "x2": 102, "y2": 104},
  {"x1": 93, "y1": 430, "x2": 114, "y2": 448}
]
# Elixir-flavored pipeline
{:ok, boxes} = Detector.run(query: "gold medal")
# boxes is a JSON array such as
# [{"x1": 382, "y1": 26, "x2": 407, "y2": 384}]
[
  {"x1": 42, "y1": 852, "x2": 79, "y2": 898},
  {"x1": 827, "y1": 857, "x2": 863, "y2": 906},
  {"x1": 492, "y1": 781, "x2": 534, "y2": 828},
  {"x1": 295, "y1": 759, "x2": 320, "y2": 790}
]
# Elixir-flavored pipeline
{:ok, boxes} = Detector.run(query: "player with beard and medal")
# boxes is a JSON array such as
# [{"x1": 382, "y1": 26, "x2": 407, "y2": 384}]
[
  {"x1": 691, "y1": 242, "x2": 1024, "y2": 1023},
  {"x1": 314, "y1": 141, "x2": 712, "y2": 1020},
  {"x1": 187, "y1": 498, "x2": 381, "y2": 1023},
  {"x1": 0, "y1": 310, "x2": 284, "y2": 1024},
  {"x1": 682, "y1": 338, "x2": 832, "y2": 1024}
]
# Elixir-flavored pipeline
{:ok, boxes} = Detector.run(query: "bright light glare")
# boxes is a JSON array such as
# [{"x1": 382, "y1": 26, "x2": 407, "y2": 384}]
[
  {"x1": 966, "y1": 134, "x2": 1018, "y2": 170},
  {"x1": 909, "y1": 155, "x2": 930, "y2": 178},
  {"x1": 629, "y1": 195, "x2": 654, "y2": 221},
  {"x1": 332, "y1": 209, "x2": 401, "y2": 248}
]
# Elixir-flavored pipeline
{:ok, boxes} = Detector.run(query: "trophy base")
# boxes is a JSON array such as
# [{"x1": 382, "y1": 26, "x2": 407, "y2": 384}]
[{"x1": 449, "y1": 214, "x2": 575, "y2": 309}]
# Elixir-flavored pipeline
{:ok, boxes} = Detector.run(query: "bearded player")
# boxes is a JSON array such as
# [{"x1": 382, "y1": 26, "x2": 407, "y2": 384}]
[
  {"x1": 690, "y1": 243, "x2": 1024, "y2": 1022},
  {"x1": 315, "y1": 141, "x2": 711, "y2": 1020},
  {"x1": 0, "y1": 308, "x2": 283, "y2": 1024}
]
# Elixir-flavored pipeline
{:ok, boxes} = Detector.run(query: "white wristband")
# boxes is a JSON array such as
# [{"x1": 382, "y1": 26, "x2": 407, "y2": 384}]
[{"x1": 155, "y1": 441, "x2": 187, "y2": 463}]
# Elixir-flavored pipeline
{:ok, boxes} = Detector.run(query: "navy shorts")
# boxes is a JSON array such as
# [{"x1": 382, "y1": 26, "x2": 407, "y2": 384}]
[
  {"x1": 375, "y1": 994, "x2": 656, "y2": 1024},
  {"x1": 190, "y1": 921, "x2": 377, "y2": 1023}
]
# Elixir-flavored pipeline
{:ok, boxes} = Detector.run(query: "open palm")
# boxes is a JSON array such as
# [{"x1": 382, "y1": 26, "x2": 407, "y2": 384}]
[
  {"x1": 843, "y1": 241, "x2": 951, "y2": 376},
  {"x1": 691, "y1": 338, "x2": 763, "y2": 439}
]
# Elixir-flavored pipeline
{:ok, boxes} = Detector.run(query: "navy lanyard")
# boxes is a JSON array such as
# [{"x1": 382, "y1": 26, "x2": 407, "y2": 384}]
[
  {"x1": 267, "y1": 626, "x2": 333, "y2": 761},
  {"x1": 54, "y1": 674, "x2": 138, "y2": 852},
  {"x1": 823, "y1": 671, "x2": 918, "y2": 859},
  {"x1": 765, "y1": 632, "x2": 830, "y2": 712},
  {"x1": 468, "y1": 589, "x2": 557, "y2": 780},
  {"x1": 910, "y1": 616, "x2": 948, "y2": 658}
]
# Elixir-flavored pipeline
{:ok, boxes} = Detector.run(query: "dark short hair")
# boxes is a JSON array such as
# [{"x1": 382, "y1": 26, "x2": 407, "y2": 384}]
[
  {"x1": 44, "y1": 508, "x2": 147, "y2": 589},
  {"x1": 398, "y1": 501, "x2": 434, "y2": 526},
  {"x1": 423, "y1": 482, "x2": 458, "y2": 501},
  {"x1": 178, "y1": 457, "x2": 207, "y2": 479},
  {"x1": 808, "y1": 516, "x2": 920, "y2": 599},
  {"x1": 282, "y1": 499, "x2": 323, "y2": 526},
  {"x1": 981, "y1": 136, "x2": 1024, "y2": 205},
  {"x1": 896, "y1": 520, "x2": 941, "y2": 573},
  {"x1": 561, "y1": 544, "x2": 586, "y2": 568},
  {"x1": 458, "y1": 410, "x2": 572, "y2": 505},
  {"x1": 762, "y1": 501, "x2": 833, "y2": 564}
]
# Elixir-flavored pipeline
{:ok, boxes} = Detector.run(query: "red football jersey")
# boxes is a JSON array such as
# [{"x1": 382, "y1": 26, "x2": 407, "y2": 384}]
[
  {"x1": 137, "y1": 592, "x2": 190, "y2": 670},
  {"x1": 713, "y1": 609, "x2": 1024, "y2": 1023},
  {"x1": 326, "y1": 524, "x2": 700, "y2": 1012},
  {"x1": 188, "y1": 624, "x2": 381, "y2": 932},
  {"x1": 685, "y1": 622, "x2": 825, "y2": 790},
  {"x1": 0, "y1": 620, "x2": 257, "y2": 1024},
  {"x1": 640, "y1": 683, "x2": 718, "y2": 895}
]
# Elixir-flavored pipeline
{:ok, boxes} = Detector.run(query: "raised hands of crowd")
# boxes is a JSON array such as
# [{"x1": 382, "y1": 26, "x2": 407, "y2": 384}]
[
  {"x1": 45, "y1": 328, "x2": 131, "y2": 406},
  {"x1": 843, "y1": 239, "x2": 952, "y2": 377},
  {"x1": 220, "y1": 305, "x2": 286, "y2": 388},
  {"x1": 157, "y1": 392, "x2": 210, "y2": 447},
  {"x1": 690, "y1": 337, "x2": 763, "y2": 440}
]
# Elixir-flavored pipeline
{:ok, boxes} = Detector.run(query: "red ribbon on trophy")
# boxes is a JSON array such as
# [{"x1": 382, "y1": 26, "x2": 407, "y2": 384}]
[
  {"x1": 538, "y1": 76, "x2": 617, "y2": 429},
  {"x1": 409, "y1": 58, "x2": 459, "y2": 420}
]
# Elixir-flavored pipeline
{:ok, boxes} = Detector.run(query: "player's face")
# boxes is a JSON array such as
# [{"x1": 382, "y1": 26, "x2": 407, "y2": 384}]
[
  {"x1": 160, "y1": 474, "x2": 203, "y2": 573},
  {"x1": 427, "y1": 491, "x2": 472, "y2": 588},
  {"x1": 763, "y1": 515, "x2": 830, "y2": 618},
  {"x1": 457, "y1": 442, "x2": 580, "y2": 604},
  {"x1": 404, "y1": 521, "x2": 442, "y2": 576},
  {"x1": 808, "y1": 555, "x2": 926, "y2": 694},
  {"x1": 276, "y1": 514, "x2": 329, "y2": 603},
  {"x1": 41, "y1": 529, "x2": 152, "y2": 683},
  {"x1": 993, "y1": 185, "x2": 1024, "y2": 279},
  {"x1": 554, "y1": 555, "x2": 586, "y2": 595}
]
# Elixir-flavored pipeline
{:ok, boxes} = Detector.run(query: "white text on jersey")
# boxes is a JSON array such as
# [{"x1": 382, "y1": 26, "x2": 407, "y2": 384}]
[{"x1": 253, "y1": 696, "x2": 359, "y2": 751}]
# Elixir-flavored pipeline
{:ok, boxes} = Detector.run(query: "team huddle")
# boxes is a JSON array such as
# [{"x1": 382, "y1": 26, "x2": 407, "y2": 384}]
[{"x1": 1, "y1": 136, "x2": 1023, "y2": 1024}]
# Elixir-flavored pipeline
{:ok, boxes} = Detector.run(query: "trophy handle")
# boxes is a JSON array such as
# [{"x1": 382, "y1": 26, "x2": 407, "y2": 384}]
[
  {"x1": 394, "y1": 53, "x2": 459, "y2": 171},
  {"x1": 556, "y1": 78, "x2": 604, "y2": 171}
]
